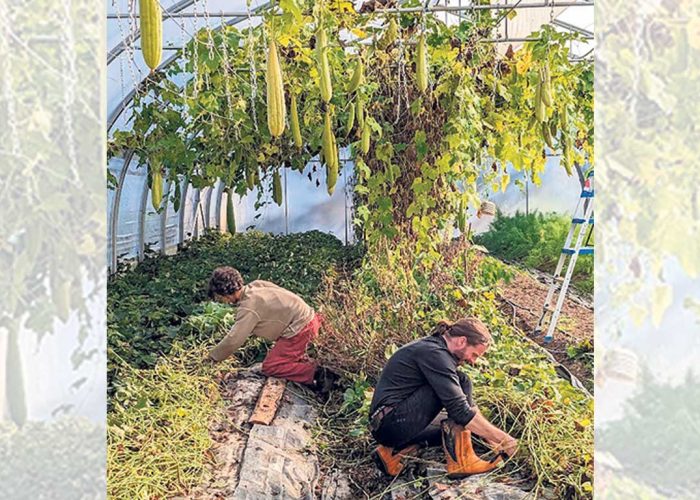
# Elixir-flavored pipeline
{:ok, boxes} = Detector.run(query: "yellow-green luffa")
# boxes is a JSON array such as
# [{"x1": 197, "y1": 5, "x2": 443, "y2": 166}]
[
  {"x1": 356, "y1": 98, "x2": 365, "y2": 132},
  {"x1": 246, "y1": 165, "x2": 258, "y2": 190},
  {"x1": 560, "y1": 105, "x2": 573, "y2": 175},
  {"x1": 139, "y1": 0, "x2": 162, "y2": 71},
  {"x1": 151, "y1": 163, "x2": 163, "y2": 210},
  {"x1": 542, "y1": 122, "x2": 555, "y2": 149},
  {"x1": 226, "y1": 190, "x2": 236, "y2": 233},
  {"x1": 416, "y1": 33, "x2": 429, "y2": 92},
  {"x1": 345, "y1": 101, "x2": 355, "y2": 136},
  {"x1": 290, "y1": 93, "x2": 303, "y2": 148},
  {"x1": 322, "y1": 111, "x2": 338, "y2": 195},
  {"x1": 541, "y1": 65, "x2": 553, "y2": 107},
  {"x1": 273, "y1": 170, "x2": 283, "y2": 205},
  {"x1": 361, "y1": 121, "x2": 370, "y2": 155},
  {"x1": 266, "y1": 39, "x2": 286, "y2": 137},
  {"x1": 348, "y1": 59, "x2": 364, "y2": 93},
  {"x1": 317, "y1": 28, "x2": 332, "y2": 103},
  {"x1": 535, "y1": 79, "x2": 547, "y2": 123}
]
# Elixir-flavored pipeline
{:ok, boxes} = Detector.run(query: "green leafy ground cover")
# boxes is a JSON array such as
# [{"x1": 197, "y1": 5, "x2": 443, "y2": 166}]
[
  {"x1": 0, "y1": 419, "x2": 105, "y2": 498},
  {"x1": 601, "y1": 370, "x2": 700, "y2": 498},
  {"x1": 108, "y1": 230, "x2": 359, "y2": 384},
  {"x1": 107, "y1": 233, "x2": 592, "y2": 499},
  {"x1": 107, "y1": 231, "x2": 358, "y2": 498},
  {"x1": 476, "y1": 211, "x2": 594, "y2": 294}
]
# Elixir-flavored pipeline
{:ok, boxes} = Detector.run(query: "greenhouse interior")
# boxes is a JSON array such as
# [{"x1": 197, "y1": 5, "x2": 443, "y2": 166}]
[
  {"x1": 107, "y1": 0, "x2": 593, "y2": 270},
  {"x1": 106, "y1": 0, "x2": 598, "y2": 498}
]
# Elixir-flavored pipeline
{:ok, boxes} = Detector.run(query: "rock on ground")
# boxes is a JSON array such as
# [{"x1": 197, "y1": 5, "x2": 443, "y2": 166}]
[
  {"x1": 320, "y1": 470, "x2": 353, "y2": 500},
  {"x1": 428, "y1": 476, "x2": 529, "y2": 500},
  {"x1": 231, "y1": 386, "x2": 319, "y2": 499}
]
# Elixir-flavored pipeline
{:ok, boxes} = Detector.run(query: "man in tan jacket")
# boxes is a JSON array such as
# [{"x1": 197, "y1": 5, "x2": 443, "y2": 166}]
[{"x1": 206, "y1": 266, "x2": 332, "y2": 388}]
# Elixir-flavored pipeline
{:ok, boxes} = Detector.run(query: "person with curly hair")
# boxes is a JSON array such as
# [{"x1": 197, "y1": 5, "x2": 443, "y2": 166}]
[{"x1": 206, "y1": 266, "x2": 336, "y2": 393}]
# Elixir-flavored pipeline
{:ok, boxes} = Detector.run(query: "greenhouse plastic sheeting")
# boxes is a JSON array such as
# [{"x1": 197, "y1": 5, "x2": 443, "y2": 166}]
[
  {"x1": 468, "y1": 154, "x2": 586, "y2": 234},
  {"x1": 108, "y1": 0, "x2": 266, "y2": 124},
  {"x1": 106, "y1": 0, "x2": 592, "y2": 271},
  {"x1": 115, "y1": 157, "x2": 149, "y2": 258}
]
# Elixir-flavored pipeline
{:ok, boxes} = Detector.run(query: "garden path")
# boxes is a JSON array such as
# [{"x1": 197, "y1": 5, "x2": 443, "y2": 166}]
[
  {"x1": 180, "y1": 365, "x2": 540, "y2": 499},
  {"x1": 499, "y1": 269, "x2": 594, "y2": 392}
]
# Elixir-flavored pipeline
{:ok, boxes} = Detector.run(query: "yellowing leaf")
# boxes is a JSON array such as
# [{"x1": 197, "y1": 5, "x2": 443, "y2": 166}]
[
  {"x1": 432, "y1": 46, "x2": 458, "y2": 62},
  {"x1": 335, "y1": 1, "x2": 355, "y2": 12},
  {"x1": 501, "y1": 174, "x2": 510, "y2": 192},
  {"x1": 515, "y1": 50, "x2": 532, "y2": 74},
  {"x1": 651, "y1": 284, "x2": 673, "y2": 327},
  {"x1": 277, "y1": 34, "x2": 292, "y2": 46},
  {"x1": 630, "y1": 304, "x2": 647, "y2": 327}
]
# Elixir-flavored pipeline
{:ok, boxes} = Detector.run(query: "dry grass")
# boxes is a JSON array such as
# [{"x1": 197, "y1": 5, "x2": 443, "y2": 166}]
[{"x1": 312, "y1": 239, "x2": 593, "y2": 498}]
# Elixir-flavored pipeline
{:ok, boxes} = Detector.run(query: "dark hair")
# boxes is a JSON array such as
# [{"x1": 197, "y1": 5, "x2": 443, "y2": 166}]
[
  {"x1": 431, "y1": 317, "x2": 491, "y2": 346},
  {"x1": 208, "y1": 266, "x2": 244, "y2": 298}
]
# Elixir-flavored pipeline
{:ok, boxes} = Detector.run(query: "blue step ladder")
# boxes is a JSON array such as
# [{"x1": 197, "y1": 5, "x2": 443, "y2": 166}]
[{"x1": 535, "y1": 171, "x2": 594, "y2": 343}]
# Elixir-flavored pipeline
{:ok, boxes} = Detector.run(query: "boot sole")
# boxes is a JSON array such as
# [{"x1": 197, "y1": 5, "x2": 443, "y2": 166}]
[
  {"x1": 447, "y1": 472, "x2": 470, "y2": 479},
  {"x1": 447, "y1": 463, "x2": 500, "y2": 479},
  {"x1": 447, "y1": 470, "x2": 491, "y2": 479}
]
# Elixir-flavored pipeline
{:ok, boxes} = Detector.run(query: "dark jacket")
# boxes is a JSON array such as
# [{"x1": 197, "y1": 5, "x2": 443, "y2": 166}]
[{"x1": 369, "y1": 335, "x2": 476, "y2": 426}]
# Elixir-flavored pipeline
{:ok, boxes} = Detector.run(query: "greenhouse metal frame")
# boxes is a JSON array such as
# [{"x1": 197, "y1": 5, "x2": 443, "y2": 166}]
[{"x1": 107, "y1": 0, "x2": 594, "y2": 274}]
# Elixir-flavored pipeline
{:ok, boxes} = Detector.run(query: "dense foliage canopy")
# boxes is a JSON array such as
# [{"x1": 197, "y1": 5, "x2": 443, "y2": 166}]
[{"x1": 109, "y1": 0, "x2": 593, "y2": 264}]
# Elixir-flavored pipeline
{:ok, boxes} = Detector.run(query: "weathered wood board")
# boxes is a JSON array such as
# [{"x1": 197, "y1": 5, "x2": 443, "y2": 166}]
[{"x1": 248, "y1": 377, "x2": 287, "y2": 425}]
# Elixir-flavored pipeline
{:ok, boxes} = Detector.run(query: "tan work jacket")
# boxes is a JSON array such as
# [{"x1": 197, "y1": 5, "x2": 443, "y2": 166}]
[{"x1": 209, "y1": 280, "x2": 315, "y2": 361}]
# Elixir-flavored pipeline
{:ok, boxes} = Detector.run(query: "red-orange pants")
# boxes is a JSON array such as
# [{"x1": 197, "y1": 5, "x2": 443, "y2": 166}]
[{"x1": 261, "y1": 314, "x2": 322, "y2": 384}]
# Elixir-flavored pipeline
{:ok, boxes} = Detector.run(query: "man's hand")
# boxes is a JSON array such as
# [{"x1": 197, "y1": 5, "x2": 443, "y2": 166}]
[
  {"x1": 493, "y1": 435, "x2": 518, "y2": 457},
  {"x1": 466, "y1": 409, "x2": 518, "y2": 458}
]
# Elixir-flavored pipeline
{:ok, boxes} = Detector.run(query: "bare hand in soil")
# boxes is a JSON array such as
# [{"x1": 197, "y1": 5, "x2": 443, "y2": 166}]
[{"x1": 492, "y1": 435, "x2": 518, "y2": 457}]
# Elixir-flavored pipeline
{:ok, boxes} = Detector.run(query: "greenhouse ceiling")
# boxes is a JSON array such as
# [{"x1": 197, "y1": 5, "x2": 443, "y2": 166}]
[
  {"x1": 106, "y1": 0, "x2": 594, "y2": 273},
  {"x1": 107, "y1": 0, "x2": 594, "y2": 126}
]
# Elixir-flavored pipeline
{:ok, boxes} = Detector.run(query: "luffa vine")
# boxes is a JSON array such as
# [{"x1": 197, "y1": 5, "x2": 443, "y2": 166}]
[{"x1": 109, "y1": 0, "x2": 593, "y2": 267}]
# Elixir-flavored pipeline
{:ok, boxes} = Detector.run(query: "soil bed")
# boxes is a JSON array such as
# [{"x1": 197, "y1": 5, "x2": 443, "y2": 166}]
[{"x1": 497, "y1": 269, "x2": 594, "y2": 393}]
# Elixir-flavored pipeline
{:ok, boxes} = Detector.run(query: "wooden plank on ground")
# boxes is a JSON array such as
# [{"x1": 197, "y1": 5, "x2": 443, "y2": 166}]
[{"x1": 248, "y1": 377, "x2": 287, "y2": 425}]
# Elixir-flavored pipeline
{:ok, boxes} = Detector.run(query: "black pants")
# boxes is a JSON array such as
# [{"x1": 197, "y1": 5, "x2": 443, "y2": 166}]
[{"x1": 371, "y1": 372, "x2": 474, "y2": 450}]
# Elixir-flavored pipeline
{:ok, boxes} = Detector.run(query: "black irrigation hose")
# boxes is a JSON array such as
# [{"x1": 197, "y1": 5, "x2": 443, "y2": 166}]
[{"x1": 503, "y1": 299, "x2": 593, "y2": 400}]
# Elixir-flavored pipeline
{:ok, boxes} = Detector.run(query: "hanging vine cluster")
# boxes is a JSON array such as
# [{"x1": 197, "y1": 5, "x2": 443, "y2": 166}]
[{"x1": 109, "y1": 0, "x2": 593, "y2": 265}]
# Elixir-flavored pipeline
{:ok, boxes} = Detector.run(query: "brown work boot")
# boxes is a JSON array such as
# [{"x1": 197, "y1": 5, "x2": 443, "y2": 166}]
[
  {"x1": 441, "y1": 419, "x2": 503, "y2": 478},
  {"x1": 373, "y1": 444, "x2": 419, "y2": 477},
  {"x1": 311, "y1": 366, "x2": 340, "y2": 401}
]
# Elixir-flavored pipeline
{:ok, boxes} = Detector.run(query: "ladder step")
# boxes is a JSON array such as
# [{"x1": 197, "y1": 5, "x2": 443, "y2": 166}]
[
  {"x1": 572, "y1": 217, "x2": 594, "y2": 224},
  {"x1": 580, "y1": 190, "x2": 594, "y2": 198},
  {"x1": 562, "y1": 247, "x2": 594, "y2": 255}
]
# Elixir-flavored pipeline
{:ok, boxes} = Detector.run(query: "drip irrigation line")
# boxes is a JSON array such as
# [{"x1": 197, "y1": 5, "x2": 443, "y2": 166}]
[{"x1": 502, "y1": 295, "x2": 593, "y2": 399}]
